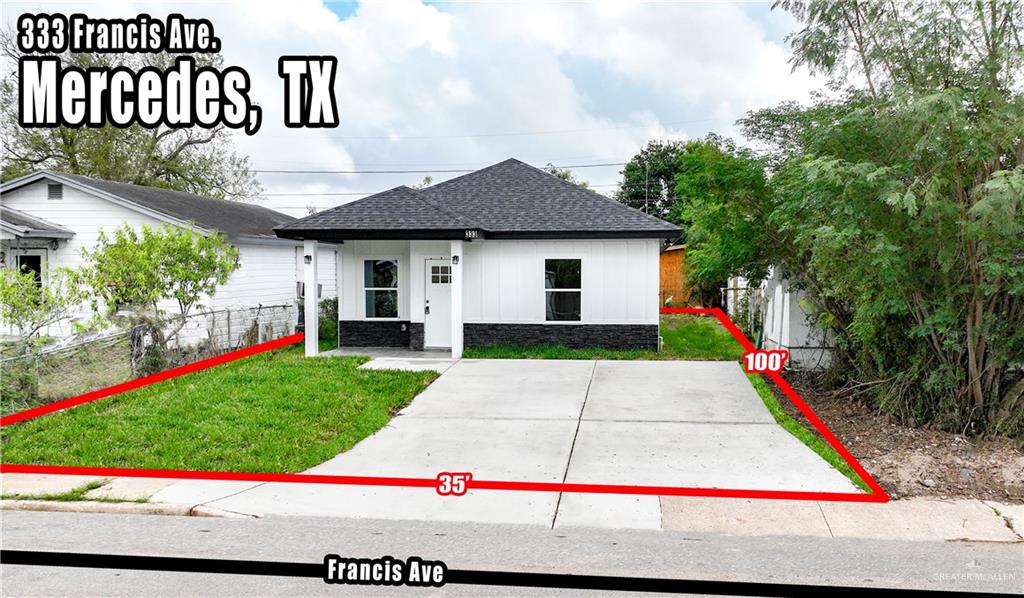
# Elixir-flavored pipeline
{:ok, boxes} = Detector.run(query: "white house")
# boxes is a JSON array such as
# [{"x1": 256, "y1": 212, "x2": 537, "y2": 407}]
[
  {"x1": 0, "y1": 171, "x2": 337, "y2": 345},
  {"x1": 273, "y1": 159, "x2": 681, "y2": 358},
  {"x1": 726, "y1": 269, "x2": 833, "y2": 369}
]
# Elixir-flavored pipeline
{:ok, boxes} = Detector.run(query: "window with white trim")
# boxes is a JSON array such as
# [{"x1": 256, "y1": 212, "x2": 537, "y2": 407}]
[
  {"x1": 364, "y1": 259, "x2": 398, "y2": 318},
  {"x1": 545, "y1": 259, "x2": 581, "y2": 321}
]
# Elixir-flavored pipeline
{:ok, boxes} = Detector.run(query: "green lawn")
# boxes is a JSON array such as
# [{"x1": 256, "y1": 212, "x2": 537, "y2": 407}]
[
  {"x1": 463, "y1": 314, "x2": 745, "y2": 361},
  {"x1": 1, "y1": 348, "x2": 436, "y2": 473}
]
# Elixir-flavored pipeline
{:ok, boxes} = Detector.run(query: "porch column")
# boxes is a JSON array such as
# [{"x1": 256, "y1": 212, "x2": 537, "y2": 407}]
[
  {"x1": 303, "y1": 239, "x2": 319, "y2": 357},
  {"x1": 450, "y1": 239, "x2": 464, "y2": 359}
]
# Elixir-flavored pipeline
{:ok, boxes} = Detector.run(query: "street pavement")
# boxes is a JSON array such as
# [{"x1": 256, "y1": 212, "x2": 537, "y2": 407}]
[{"x1": 2, "y1": 510, "x2": 1021, "y2": 596}]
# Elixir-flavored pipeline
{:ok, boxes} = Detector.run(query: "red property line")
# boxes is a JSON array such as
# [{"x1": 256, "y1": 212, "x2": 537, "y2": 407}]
[
  {"x1": 1, "y1": 310, "x2": 888, "y2": 503},
  {"x1": 663, "y1": 307, "x2": 888, "y2": 500},
  {"x1": 0, "y1": 333, "x2": 304, "y2": 427},
  {"x1": 0, "y1": 464, "x2": 887, "y2": 503}
]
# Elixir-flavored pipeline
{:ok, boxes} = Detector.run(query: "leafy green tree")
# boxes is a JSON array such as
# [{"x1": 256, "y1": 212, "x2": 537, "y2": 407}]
[
  {"x1": 0, "y1": 266, "x2": 87, "y2": 351},
  {"x1": 674, "y1": 136, "x2": 776, "y2": 307},
  {"x1": 0, "y1": 32, "x2": 262, "y2": 200},
  {"x1": 82, "y1": 224, "x2": 240, "y2": 348},
  {"x1": 412, "y1": 176, "x2": 434, "y2": 189},
  {"x1": 616, "y1": 140, "x2": 688, "y2": 222},
  {"x1": 678, "y1": 1, "x2": 1023, "y2": 435},
  {"x1": 544, "y1": 164, "x2": 591, "y2": 189},
  {"x1": 712, "y1": 0, "x2": 1024, "y2": 436}
]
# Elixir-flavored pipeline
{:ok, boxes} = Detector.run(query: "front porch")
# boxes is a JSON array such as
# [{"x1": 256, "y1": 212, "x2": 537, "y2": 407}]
[{"x1": 300, "y1": 238, "x2": 467, "y2": 359}]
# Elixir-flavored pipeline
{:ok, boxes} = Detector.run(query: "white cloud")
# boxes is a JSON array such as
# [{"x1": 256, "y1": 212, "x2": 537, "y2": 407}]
[{"x1": 5, "y1": 1, "x2": 819, "y2": 215}]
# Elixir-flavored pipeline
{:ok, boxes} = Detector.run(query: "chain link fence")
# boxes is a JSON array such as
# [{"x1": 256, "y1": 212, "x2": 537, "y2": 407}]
[{"x1": 1, "y1": 303, "x2": 297, "y2": 417}]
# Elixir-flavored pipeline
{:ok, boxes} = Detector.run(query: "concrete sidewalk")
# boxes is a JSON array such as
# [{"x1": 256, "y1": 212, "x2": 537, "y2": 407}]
[{"x1": 2, "y1": 473, "x2": 1021, "y2": 543}]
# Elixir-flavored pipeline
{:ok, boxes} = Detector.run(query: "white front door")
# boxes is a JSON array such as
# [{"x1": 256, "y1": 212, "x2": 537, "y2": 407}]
[{"x1": 424, "y1": 258, "x2": 452, "y2": 348}]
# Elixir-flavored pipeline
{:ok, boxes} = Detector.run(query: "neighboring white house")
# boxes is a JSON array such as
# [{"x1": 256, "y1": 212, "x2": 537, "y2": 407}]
[
  {"x1": 0, "y1": 171, "x2": 337, "y2": 345},
  {"x1": 727, "y1": 268, "x2": 833, "y2": 369},
  {"x1": 273, "y1": 159, "x2": 681, "y2": 358}
]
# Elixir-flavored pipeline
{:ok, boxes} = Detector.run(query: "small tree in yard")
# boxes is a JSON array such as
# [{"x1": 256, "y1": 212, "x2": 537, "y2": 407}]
[
  {"x1": 0, "y1": 266, "x2": 88, "y2": 351},
  {"x1": 82, "y1": 224, "x2": 239, "y2": 372},
  {"x1": 0, "y1": 267, "x2": 88, "y2": 401}
]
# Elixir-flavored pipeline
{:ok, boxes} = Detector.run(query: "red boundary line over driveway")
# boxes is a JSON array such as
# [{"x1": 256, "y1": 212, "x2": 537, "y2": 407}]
[{"x1": 0, "y1": 309, "x2": 889, "y2": 503}]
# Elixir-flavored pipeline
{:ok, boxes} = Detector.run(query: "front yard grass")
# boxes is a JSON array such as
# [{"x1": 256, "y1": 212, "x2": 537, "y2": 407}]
[
  {"x1": 1, "y1": 348, "x2": 437, "y2": 473},
  {"x1": 463, "y1": 314, "x2": 745, "y2": 361}
]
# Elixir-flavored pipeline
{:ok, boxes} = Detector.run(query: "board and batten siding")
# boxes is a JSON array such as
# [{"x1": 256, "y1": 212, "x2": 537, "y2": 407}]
[
  {"x1": 1, "y1": 179, "x2": 336, "y2": 318},
  {"x1": 462, "y1": 239, "x2": 660, "y2": 325},
  {"x1": 335, "y1": 239, "x2": 659, "y2": 326}
]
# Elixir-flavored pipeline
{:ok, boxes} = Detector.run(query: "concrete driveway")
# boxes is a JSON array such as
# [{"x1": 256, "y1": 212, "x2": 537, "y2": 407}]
[{"x1": 153, "y1": 359, "x2": 860, "y2": 528}]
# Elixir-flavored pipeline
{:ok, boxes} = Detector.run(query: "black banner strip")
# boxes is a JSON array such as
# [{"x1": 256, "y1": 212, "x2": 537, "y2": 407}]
[{"x1": 1, "y1": 550, "x2": 1007, "y2": 597}]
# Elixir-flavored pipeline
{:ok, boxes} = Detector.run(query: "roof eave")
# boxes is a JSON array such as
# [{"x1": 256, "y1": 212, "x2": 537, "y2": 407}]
[
  {"x1": 486, "y1": 229, "x2": 681, "y2": 240},
  {"x1": 274, "y1": 228, "x2": 484, "y2": 241}
]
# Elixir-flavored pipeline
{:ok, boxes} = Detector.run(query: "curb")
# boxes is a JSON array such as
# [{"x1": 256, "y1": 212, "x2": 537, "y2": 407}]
[
  {"x1": 189, "y1": 505, "x2": 259, "y2": 518},
  {"x1": 1, "y1": 499, "x2": 258, "y2": 518},
  {"x1": 2, "y1": 499, "x2": 192, "y2": 516}
]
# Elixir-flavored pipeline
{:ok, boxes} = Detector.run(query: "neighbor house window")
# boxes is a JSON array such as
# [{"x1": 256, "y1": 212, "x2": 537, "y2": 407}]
[
  {"x1": 16, "y1": 254, "x2": 43, "y2": 287},
  {"x1": 545, "y1": 259, "x2": 581, "y2": 321},
  {"x1": 364, "y1": 259, "x2": 398, "y2": 318}
]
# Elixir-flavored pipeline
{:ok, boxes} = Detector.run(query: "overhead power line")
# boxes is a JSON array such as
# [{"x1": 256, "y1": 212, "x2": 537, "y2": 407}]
[
  {"x1": 260, "y1": 117, "x2": 719, "y2": 141},
  {"x1": 254, "y1": 161, "x2": 627, "y2": 175},
  {"x1": 261, "y1": 182, "x2": 620, "y2": 197}
]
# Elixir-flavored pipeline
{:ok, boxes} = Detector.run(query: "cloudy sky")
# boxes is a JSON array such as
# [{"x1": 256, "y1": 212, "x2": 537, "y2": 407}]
[{"x1": 8, "y1": 1, "x2": 819, "y2": 215}]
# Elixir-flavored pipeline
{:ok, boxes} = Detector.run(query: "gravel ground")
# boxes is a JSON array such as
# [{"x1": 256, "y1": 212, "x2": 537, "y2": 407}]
[{"x1": 771, "y1": 376, "x2": 1024, "y2": 504}]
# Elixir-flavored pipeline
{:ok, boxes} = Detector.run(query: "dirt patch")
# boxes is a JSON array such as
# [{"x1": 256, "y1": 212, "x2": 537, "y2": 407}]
[{"x1": 771, "y1": 377, "x2": 1024, "y2": 503}]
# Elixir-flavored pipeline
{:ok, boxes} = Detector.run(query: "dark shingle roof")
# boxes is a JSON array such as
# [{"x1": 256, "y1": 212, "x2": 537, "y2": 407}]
[
  {"x1": 0, "y1": 205, "x2": 75, "y2": 237},
  {"x1": 277, "y1": 186, "x2": 478, "y2": 232},
  {"x1": 276, "y1": 159, "x2": 680, "y2": 240},
  {"x1": 53, "y1": 172, "x2": 295, "y2": 238},
  {"x1": 424, "y1": 159, "x2": 678, "y2": 234}
]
